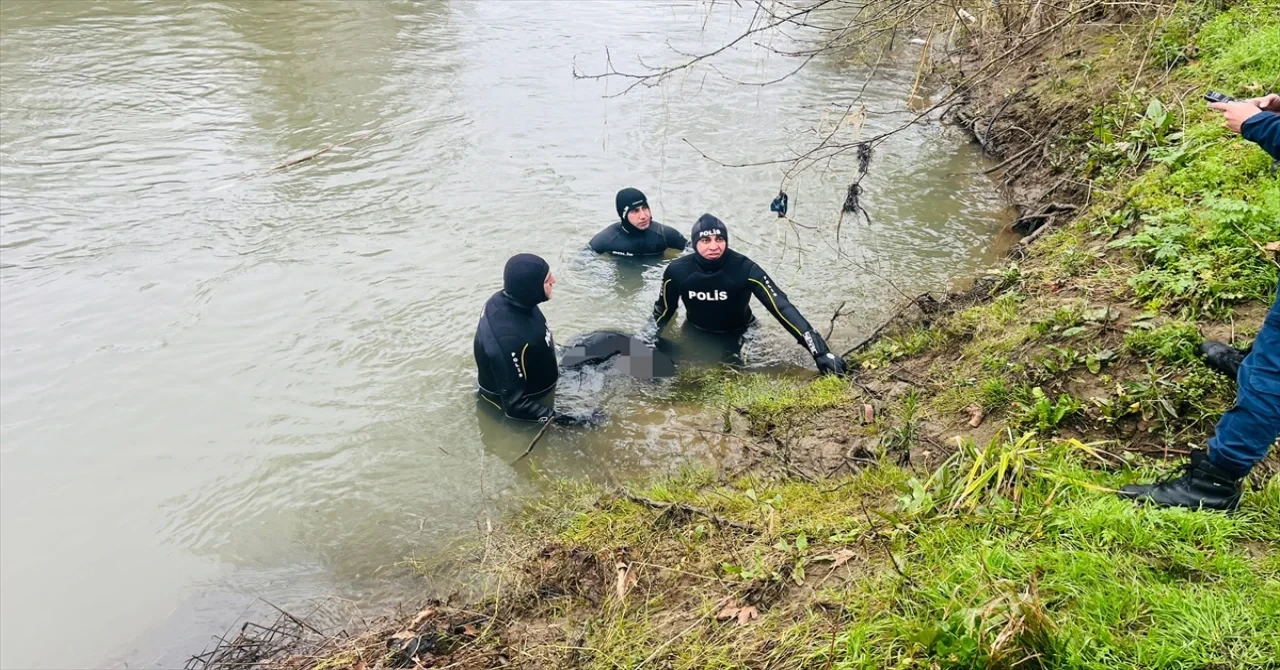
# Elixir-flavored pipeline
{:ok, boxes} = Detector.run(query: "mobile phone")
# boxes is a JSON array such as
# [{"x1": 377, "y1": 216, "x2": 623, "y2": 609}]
[{"x1": 1204, "y1": 91, "x2": 1236, "y2": 103}]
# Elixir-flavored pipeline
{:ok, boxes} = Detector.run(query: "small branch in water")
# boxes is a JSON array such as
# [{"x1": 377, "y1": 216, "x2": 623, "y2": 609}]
[
  {"x1": 210, "y1": 115, "x2": 434, "y2": 192},
  {"x1": 511, "y1": 420, "x2": 553, "y2": 465},
  {"x1": 825, "y1": 300, "x2": 848, "y2": 341},
  {"x1": 268, "y1": 129, "x2": 375, "y2": 171}
]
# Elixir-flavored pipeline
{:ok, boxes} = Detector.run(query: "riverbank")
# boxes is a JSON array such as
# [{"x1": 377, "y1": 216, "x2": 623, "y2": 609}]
[{"x1": 199, "y1": 2, "x2": 1279, "y2": 668}]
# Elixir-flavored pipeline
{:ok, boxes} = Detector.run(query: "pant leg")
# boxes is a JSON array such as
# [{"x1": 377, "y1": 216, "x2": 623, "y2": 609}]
[{"x1": 1208, "y1": 288, "x2": 1280, "y2": 477}]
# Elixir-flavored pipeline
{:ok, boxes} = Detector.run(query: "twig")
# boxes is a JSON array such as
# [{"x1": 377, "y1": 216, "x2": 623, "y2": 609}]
[
  {"x1": 511, "y1": 420, "x2": 553, "y2": 465},
  {"x1": 982, "y1": 87, "x2": 1025, "y2": 153},
  {"x1": 1012, "y1": 204, "x2": 1078, "y2": 251},
  {"x1": 211, "y1": 114, "x2": 434, "y2": 192},
  {"x1": 622, "y1": 492, "x2": 757, "y2": 532},
  {"x1": 982, "y1": 141, "x2": 1040, "y2": 174},
  {"x1": 573, "y1": 0, "x2": 841, "y2": 97},
  {"x1": 825, "y1": 300, "x2": 848, "y2": 340},
  {"x1": 840, "y1": 298, "x2": 922, "y2": 358},
  {"x1": 261, "y1": 600, "x2": 326, "y2": 637},
  {"x1": 634, "y1": 616, "x2": 707, "y2": 669},
  {"x1": 859, "y1": 501, "x2": 915, "y2": 589}
]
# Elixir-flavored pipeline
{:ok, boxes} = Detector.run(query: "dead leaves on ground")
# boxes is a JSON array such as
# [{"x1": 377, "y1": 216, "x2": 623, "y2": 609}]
[
  {"x1": 967, "y1": 405, "x2": 986, "y2": 427},
  {"x1": 715, "y1": 601, "x2": 760, "y2": 625},
  {"x1": 409, "y1": 607, "x2": 436, "y2": 630},
  {"x1": 812, "y1": 548, "x2": 858, "y2": 570},
  {"x1": 614, "y1": 549, "x2": 637, "y2": 601}
]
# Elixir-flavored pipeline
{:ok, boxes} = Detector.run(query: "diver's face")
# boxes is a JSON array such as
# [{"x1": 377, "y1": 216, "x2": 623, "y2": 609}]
[
  {"x1": 627, "y1": 205, "x2": 651, "y2": 230},
  {"x1": 543, "y1": 271, "x2": 556, "y2": 300},
  {"x1": 696, "y1": 235, "x2": 726, "y2": 260}
]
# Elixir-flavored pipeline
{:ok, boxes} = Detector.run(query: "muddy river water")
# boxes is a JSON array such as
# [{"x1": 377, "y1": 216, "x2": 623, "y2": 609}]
[{"x1": 0, "y1": 1, "x2": 1015, "y2": 667}]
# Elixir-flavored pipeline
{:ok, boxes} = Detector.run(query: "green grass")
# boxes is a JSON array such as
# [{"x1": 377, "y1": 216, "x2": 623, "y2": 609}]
[
  {"x1": 1071, "y1": 1, "x2": 1280, "y2": 318},
  {"x1": 1123, "y1": 321, "x2": 1203, "y2": 365},
  {"x1": 1036, "y1": 0, "x2": 1280, "y2": 320},
  {"x1": 673, "y1": 367, "x2": 853, "y2": 435},
  {"x1": 510, "y1": 437, "x2": 1280, "y2": 670},
  {"x1": 855, "y1": 325, "x2": 952, "y2": 369}
]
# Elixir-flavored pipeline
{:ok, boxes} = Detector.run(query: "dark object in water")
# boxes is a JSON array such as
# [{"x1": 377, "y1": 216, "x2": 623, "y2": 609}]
[
  {"x1": 560, "y1": 330, "x2": 675, "y2": 378},
  {"x1": 842, "y1": 143, "x2": 874, "y2": 223},
  {"x1": 770, "y1": 191, "x2": 788, "y2": 218}
]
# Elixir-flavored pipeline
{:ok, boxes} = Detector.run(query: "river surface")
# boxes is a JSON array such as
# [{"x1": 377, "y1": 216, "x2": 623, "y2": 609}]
[{"x1": 0, "y1": 1, "x2": 1015, "y2": 667}]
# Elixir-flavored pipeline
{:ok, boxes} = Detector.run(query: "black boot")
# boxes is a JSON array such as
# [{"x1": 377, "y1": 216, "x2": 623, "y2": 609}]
[
  {"x1": 1199, "y1": 341, "x2": 1249, "y2": 380},
  {"x1": 1118, "y1": 450, "x2": 1243, "y2": 511}
]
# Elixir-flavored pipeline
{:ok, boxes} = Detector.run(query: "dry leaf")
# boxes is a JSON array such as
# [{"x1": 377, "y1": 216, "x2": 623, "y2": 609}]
[
  {"x1": 614, "y1": 559, "x2": 637, "y2": 600},
  {"x1": 967, "y1": 405, "x2": 985, "y2": 427},
  {"x1": 461, "y1": 623, "x2": 479, "y2": 636},
  {"x1": 862, "y1": 404, "x2": 875, "y2": 424},
  {"x1": 354, "y1": 661, "x2": 366, "y2": 670},
  {"x1": 716, "y1": 601, "x2": 759, "y2": 625},
  {"x1": 409, "y1": 607, "x2": 436, "y2": 629},
  {"x1": 813, "y1": 548, "x2": 857, "y2": 565},
  {"x1": 390, "y1": 630, "x2": 415, "y2": 641},
  {"x1": 1265, "y1": 241, "x2": 1280, "y2": 253},
  {"x1": 716, "y1": 603, "x2": 741, "y2": 621}
]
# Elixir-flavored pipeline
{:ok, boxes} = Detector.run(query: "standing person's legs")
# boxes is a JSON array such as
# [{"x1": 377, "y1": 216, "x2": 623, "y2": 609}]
[
  {"x1": 1207, "y1": 289, "x2": 1280, "y2": 476},
  {"x1": 1121, "y1": 288, "x2": 1280, "y2": 510}
]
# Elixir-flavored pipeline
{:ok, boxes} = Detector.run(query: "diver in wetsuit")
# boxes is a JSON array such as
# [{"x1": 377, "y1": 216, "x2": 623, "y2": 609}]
[
  {"x1": 589, "y1": 188, "x2": 687, "y2": 257},
  {"x1": 473, "y1": 254, "x2": 597, "y2": 425},
  {"x1": 646, "y1": 214, "x2": 847, "y2": 376}
]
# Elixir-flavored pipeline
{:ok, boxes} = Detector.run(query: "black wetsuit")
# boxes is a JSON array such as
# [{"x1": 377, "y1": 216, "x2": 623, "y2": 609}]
[
  {"x1": 589, "y1": 221, "x2": 687, "y2": 257},
  {"x1": 653, "y1": 249, "x2": 818, "y2": 340},
  {"x1": 474, "y1": 255, "x2": 559, "y2": 422},
  {"x1": 474, "y1": 291, "x2": 558, "y2": 421},
  {"x1": 648, "y1": 214, "x2": 844, "y2": 375}
]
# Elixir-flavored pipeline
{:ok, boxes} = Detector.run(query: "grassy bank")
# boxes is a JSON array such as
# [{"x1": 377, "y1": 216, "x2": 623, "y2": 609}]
[{"x1": 213, "y1": 2, "x2": 1279, "y2": 669}]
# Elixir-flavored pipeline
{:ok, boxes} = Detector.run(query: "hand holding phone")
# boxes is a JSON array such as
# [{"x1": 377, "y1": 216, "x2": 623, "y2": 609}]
[{"x1": 1207, "y1": 91, "x2": 1265, "y2": 134}]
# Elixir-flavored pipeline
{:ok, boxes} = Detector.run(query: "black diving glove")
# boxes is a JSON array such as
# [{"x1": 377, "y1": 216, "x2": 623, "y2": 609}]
[
  {"x1": 553, "y1": 408, "x2": 608, "y2": 427},
  {"x1": 803, "y1": 330, "x2": 848, "y2": 376},
  {"x1": 815, "y1": 351, "x2": 847, "y2": 376}
]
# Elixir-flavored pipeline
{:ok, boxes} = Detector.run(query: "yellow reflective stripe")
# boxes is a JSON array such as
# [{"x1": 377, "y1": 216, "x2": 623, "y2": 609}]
[
  {"x1": 748, "y1": 278, "x2": 803, "y2": 338},
  {"x1": 481, "y1": 394, "x2": 502, "y2": 410},
  {"x1": 520, "y1": 343, "x2": 529, "y2": 381},
  {"x1": 656, "y1": 279, "x2": 672, "y2": 322}
]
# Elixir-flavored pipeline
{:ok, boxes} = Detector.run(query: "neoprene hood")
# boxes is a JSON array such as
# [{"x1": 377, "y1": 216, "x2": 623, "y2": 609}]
[
  {"x1": 502, "y1": 253, "x2": 550, "y2": 306},
  {"x1": 691, "y1": 214, "x2": 729, "y2": 272},
  {"x1": 615, "y1": 187, "x2": 648, "y2": 230}
]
